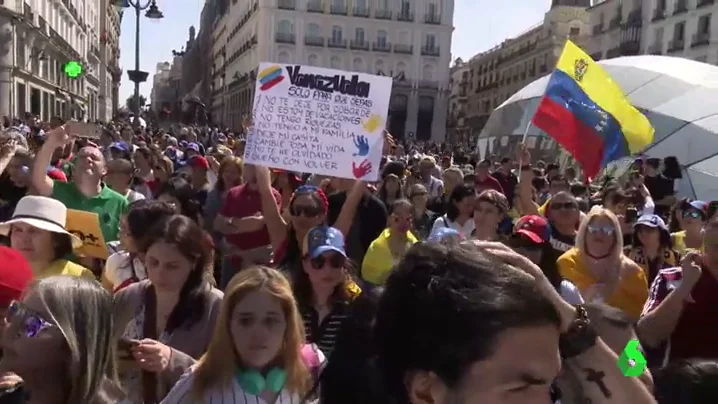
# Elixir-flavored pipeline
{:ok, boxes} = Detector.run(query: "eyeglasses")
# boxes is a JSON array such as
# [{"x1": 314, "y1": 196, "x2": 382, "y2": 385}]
[
  {"x1": 7, "y1": 300, "x2": 54, "y2": 338},
  {"x1": 587, "y1": 225, "x2": 616, "y2": 236},
  {"x1": 290, "y1": 205, "x2": 323, "y2": 218},
  {"x1": 309, "y1": 253, "x2": 346, "y2": 270},
  {"x1": 550, "y1": 202, "x2": 577, "y2": 211}
]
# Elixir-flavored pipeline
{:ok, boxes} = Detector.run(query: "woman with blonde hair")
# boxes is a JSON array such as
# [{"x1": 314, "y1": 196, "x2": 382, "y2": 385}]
[
  {"x1": 557, "y1": 207, "x2": 648, "y2": 319},
  {"x1": 0, "y1": 276, "x2": 123, "y2": 403},
  {"x1": 161, "y1": 266, "x2": 322, "y2": 403}
]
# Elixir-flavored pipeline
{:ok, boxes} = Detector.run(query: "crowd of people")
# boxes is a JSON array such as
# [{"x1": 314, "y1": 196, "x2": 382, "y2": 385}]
[{"x1": 0, "y1": 113, "x2": 715, "y2": 404}]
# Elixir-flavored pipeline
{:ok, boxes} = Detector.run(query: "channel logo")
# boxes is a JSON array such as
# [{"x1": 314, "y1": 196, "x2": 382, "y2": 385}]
[
  {"x1": 258, "y1": 65, "x2": 284, "y2": 91},
  {"x1": 617, "y1": 339, "x2": 647, "y2": 377}
]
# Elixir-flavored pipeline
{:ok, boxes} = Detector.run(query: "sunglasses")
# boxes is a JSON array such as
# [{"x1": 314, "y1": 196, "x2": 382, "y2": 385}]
[
  {"x1": 588, "y1": 225, "x2": 616, "y2": 236},
  {"x1": 550, "y1": 202, "x2": 577, "y2": 211},
  {"x1": 290, "y1": 205, "x2": 323, "y2": 218},
  {"x1": 309, "y1": 253, "x2": 346, "y2": 270},
  {"x1": 7, "y1": 301, "x2": 54, "y2": 338},
  {"x1": 393, "y1": 216, "x2": 413, "y2": 223},
  {"x1": 683, "y1": 210, "x2": 704, "y2": 220}
]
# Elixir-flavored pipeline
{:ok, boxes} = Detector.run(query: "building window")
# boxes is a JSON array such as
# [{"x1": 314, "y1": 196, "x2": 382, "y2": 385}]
[
  {"x1": 377, "y1": 30, "x2": 388, "y2": 46},
  {"x1": 400, "y1": 0, "x2": 410, "y2": 14},
  {"x1": 355, "y1": 27, "x2": 365, "y2": 42},
  {"x1": 377, "y1": 0, "x2": 389, "y2": 10},
  {"x1": 331, "y1": 25, "x2": 343, "y2": 41},
  {"x1": 355, "y1": 0, "x2": 367, "y2": 9},
  {"x1": 428, "y1": 2, "x2": 437, "y2": 15},
  {"x1": 698, "y1": 14, "x2": 711, "y2": 35},
  {"x1": 424, "y1": 34, "x2": 436, "y2": 48},
  {"x1": 569, "y1": 27, "x2": 580, "y2": 36},
  {"x1": 308, "y1": 23, "x2": 321, "y2": 37},
  {"x1": 278, "y1": 19, "x2": 293, "y2": 34},
  {"x1": 673, "y1": 21, "x2": 685, "y2": 41}
]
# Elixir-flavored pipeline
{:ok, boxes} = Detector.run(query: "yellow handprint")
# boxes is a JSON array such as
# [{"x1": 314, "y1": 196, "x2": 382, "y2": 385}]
[{"x1": 362, "y1": 114, "x2": 382, "y2": 133}]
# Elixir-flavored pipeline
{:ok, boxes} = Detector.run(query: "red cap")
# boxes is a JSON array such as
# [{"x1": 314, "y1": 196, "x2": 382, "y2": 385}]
[
  {"x1": 189, "y1": 155, "x2": 209, "y2": 170},
  {"x1": 514, "y1": 215, "x2": 550, "y2": 244},
  {"x1": 0, "y1": 247, "x2": 34, "y2": 306}
]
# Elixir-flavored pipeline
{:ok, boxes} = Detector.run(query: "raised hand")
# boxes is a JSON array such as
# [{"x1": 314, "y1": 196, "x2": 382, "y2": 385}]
[
  {"x1": 352, "y1": 159, "x2": 372, "y2": 178},
  {"x1": 353, "y1": 135, "x2": 370, "y2": 156}
]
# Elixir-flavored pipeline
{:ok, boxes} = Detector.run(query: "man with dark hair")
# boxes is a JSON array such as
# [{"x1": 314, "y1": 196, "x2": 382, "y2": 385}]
[
  {"x1": 374, "y1": 242, "x2": 656, "y2": 404},
  {"x1": 492, "y1": 157, "x2": 517, "y2": 205}
]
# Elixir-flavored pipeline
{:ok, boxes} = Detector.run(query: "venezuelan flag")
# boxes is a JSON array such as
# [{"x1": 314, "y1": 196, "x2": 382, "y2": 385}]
[{"x1": 531, "y1": 40, "x2": 654, "y2": 178}]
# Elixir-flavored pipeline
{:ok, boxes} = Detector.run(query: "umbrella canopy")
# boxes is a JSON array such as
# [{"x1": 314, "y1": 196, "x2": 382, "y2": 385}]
[{"x1": 480, "y1": 55, "x2": 718, "y2": 200}]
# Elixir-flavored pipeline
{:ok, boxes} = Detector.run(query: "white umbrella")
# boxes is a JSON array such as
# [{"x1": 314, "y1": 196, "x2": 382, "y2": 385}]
[{"x1": 480, "y1": 55, "x2": 718, "y2": 200}]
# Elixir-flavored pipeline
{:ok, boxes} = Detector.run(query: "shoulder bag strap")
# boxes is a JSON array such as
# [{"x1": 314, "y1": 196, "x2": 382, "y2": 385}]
[{"x1": 142, "y1": 285, "x2": 159, "y2": 404}]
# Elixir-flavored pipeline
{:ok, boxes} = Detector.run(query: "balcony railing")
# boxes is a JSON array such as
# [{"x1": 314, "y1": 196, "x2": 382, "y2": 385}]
[
  {"x1": 424, "y1": 13, "x2": 441, "y2": 24},
  {"x1": 609, "y1": 15, "x2": 622, "y2": 29},
  {"x1": 397, "y1": 11, "x2": 413, "y2": 21},
  {"x1": 375, "y1": 9, "x2": 392, "y2": 19},
  {"x1": 305, "y1": 36, "x2": 324, "y2": 46},
  {"x1": 647, "y1": 43, "x2": 663, "y2": 55},
  {"x1": 393, "y1": 44, "x2": 413, "y2": 54},
  {"x1": 329, "y1": 4, "x2": 346, "y2": 14},
  {"x1": 307, "y1": 2, "x2": 323, "y2": 12},
  {"x1": 651, "y1": 7, "x2": 665, "y2": 21},
  {"x1": 350, "y1": 39, "x2": 369, "y2": 50},
  {"x1": 275, "y1": 32, "x2": 296, "y2": 43},
  {"x1": 421, "y1": 45, "x2": 440, "y2": 56},
  {"x1": 698, "y1": 0, "x2": 715, "y2": 8},
  {"x1": 277, "y1": 0, "x2": 295, "y2": 10},
  {"x1": 372, "y1": 42, "x2": 391, "y2": 52},
  {"x1": 353, "y1": 6, "x2": 369, "y2": 17},
  {"x1": 691, "y1": 32, "x2": 711, "y2": 47},
  {"x1": 327, "y1": 38, "x2": 347, "y2": 48},
  {"x1": 673, "y1": 1, "x2": 687, "y2": 15},
  {"x1": 668, "y1": 39, "x2": 685, "y2": 52}
]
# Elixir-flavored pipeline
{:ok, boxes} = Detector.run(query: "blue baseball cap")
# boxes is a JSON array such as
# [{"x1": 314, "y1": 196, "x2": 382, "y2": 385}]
[
  {"x1": 635, "y1": 214, "x2": 667, "y2": 230},
  {"x1": 428, "y1": 227, "x2": 464, "y2": 243},
  {"x1": 302, "y1": 226, "x2": 346, "y2": 259},
  {"x1": 109, "y1": 142, "x2": 130, "y2": 152}
]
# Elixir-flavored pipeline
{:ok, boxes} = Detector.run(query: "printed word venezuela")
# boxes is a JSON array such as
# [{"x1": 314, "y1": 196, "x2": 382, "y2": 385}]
[{"x1": 286, "y1": 65, "x2": 371, "y2": 98}]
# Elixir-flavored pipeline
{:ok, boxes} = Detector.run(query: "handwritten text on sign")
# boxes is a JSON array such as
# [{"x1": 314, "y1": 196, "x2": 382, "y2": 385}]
[{"x1": 243, "y1": 63, "x2": 391, "y2": 181}]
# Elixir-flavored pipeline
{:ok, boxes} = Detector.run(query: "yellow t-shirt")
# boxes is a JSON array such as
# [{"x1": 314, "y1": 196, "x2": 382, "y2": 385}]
[
  {"x1": 37, "y1": 259, "x2": 96, "y2": 280},
  {"x1": 362, "y1": 229, "x2": 419, "y2": 285},
  {"x1": 557, "y1": 247, "x2": 648, "y2": 319}
]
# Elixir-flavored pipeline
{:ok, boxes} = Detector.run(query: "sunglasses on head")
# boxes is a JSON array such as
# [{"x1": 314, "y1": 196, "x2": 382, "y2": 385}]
[
  {"x1": 290, "y1": 204, "x2": 323, "y2": 217},
  {"x1": 308, "y1": 253, "x2": 346, "y2": 270},
  {"x1": 588, "y1": 225, "x2": 616, "y2": 236},
  {"x1": 550, "y1": 202, "x2": 577, "y2": 210},
  {"x1": 7, "y1": 300, "x2": 54, "y2": 338}
]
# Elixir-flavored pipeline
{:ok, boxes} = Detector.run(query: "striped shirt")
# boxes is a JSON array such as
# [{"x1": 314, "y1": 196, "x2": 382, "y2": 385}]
[
  {"x1": 161, "y1": 367, "x2": 307, "y2": 404},
  {"x1": 300, "y1": 302, "x2": 350, "y2": 358}
]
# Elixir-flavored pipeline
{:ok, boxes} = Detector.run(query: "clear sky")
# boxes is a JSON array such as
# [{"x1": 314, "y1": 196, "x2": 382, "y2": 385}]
[
  {"x1": 118, "y1": 0, "x2": 203, "y2": 105},
  {"x1": 118, "y1": 0, "x2": 550, "y2": 104}
]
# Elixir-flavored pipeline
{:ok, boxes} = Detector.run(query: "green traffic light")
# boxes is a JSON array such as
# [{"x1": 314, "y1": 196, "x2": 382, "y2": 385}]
[{"x1": 64, "y1": 61, "x2": 83, "y2": 78}]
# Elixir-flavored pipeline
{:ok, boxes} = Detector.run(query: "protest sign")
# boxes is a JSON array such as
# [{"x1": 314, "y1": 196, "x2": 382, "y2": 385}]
[
  {"x1": 65, "y1": 209, "x2": 108, "y2": 259},
  {"x1": 243, "y1": 63, "x2": 391, "y2": 181}
]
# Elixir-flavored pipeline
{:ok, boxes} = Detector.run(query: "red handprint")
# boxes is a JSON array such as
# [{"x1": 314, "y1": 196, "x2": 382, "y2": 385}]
[{"x1": 352, "y1": 159, "x2": 372, "y2": 178}]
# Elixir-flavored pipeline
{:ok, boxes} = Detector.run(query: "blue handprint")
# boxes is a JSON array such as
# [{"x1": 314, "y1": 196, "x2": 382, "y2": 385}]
[{"x1": 353, "y1": 135, "x2": 370, "y2": 156}]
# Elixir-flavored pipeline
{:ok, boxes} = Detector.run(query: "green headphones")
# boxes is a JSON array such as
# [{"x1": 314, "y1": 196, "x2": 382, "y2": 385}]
[{"x1": 235, "y1": 367, "x2": 287, "y2": 396}]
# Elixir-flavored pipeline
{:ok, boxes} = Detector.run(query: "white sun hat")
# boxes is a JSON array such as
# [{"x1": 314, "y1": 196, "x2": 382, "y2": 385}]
[{"x1": 0, "y1": 196, "x2": 83, "y2": 248}]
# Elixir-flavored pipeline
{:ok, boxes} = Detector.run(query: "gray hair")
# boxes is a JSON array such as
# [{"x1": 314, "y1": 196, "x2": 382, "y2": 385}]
[{"x1": 32, "y1": 276, "x2": 119, "y2": 403}]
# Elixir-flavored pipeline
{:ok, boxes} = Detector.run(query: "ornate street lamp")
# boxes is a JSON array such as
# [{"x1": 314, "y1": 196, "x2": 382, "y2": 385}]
[{"x1": 114, "y1": 0, "x2": 164, "y2": 126}]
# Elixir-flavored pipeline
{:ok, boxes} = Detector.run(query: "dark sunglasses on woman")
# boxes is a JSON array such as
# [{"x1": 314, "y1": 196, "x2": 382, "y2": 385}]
[
  {"x1": 290, "y1": 204, "x2": 323, "y2": 218},
  {"x1": 309, "y1": 253, "x2": 346, "y2": 270},
  {"x1": 550, "y1": 202, "x2": 577, "y2": 211}
]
